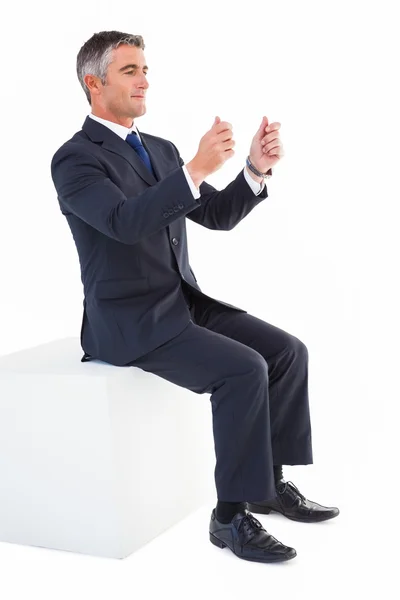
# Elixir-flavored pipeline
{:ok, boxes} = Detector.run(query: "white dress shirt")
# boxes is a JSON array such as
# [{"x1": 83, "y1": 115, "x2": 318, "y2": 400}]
[{"x1": 88, "y1": 113, "x2": 266, "y2": 199}]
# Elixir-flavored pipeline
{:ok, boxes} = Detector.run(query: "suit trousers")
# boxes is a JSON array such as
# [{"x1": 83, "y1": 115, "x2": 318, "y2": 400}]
[{"x1": 127, "y1": 282, "x2": 313, "y2": 502}]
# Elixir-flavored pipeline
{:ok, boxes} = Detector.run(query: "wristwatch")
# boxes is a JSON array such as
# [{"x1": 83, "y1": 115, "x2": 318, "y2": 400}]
[{"x1": 246, "y1": 155, "x2": 272, "y2": 179}]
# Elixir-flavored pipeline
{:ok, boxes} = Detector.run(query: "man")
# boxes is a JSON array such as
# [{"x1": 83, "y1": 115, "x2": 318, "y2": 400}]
[{"x1": 50, "y1": 30, "x2": 339, "y2": 564}]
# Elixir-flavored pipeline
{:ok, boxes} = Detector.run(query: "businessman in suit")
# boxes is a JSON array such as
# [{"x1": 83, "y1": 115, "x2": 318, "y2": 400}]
[{"x1": 51, "y1": 30, "x2": 339, "y2": 564}]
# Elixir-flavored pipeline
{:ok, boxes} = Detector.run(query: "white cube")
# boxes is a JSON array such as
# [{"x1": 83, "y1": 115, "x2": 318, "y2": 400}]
[{"x1": 0, "y1": 338, "x2": 216, "y2": 558}]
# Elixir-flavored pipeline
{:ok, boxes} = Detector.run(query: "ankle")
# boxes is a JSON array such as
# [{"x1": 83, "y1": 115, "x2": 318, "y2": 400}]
[
  {"x1": 273, "y1": 465, "x2": 284, "y2": 484},
  {"x1": 216, "y1": 500, "x2": 246, "y2": 523}
]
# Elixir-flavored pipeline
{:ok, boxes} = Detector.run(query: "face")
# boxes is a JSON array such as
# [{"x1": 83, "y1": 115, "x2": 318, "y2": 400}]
[{"x1": 85, "y1": 44, "x2": 149, "y2": 127}]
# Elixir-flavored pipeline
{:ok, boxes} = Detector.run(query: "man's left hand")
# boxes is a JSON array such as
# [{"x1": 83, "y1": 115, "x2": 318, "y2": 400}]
[{"x1": 249, "y1": 116, "x2": 284, "y2": 173}]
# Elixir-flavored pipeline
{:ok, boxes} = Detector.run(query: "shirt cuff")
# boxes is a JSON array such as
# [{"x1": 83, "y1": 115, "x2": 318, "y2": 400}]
[
  {"x1": 243, "y1": 166, "x2": 266, "y2": 196},
  {"x1": 182, "y1": 165, "x2": 201, "y2": 199},
  {"x1": 182, "y1": 164, "x2": 266, "y2": 199}
]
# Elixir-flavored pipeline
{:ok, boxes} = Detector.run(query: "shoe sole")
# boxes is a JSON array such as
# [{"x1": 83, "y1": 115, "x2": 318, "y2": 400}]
[
  {"x1": 247, "y1": 503, "x2": 340, "y2": 523},
  {"x1": 209, "y1": 532, "x2": 297, "y2": 563}
]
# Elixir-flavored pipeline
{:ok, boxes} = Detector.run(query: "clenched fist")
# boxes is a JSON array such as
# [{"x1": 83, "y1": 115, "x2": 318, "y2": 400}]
[{"x1": 186, "y1": 116, "x2": 235, "y2": 186}]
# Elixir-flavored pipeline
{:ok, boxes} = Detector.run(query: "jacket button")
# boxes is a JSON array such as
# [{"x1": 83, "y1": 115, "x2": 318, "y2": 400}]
[
  {"x1": 178, "y1": 204, "x2": 184, "y2": 209},
  {"x1": 173, "y1": 206, "x2": 179, "y2": 212},
  {"x1": 172, "y1": 238, "x2": 179, "y2": 245},
  {"x1": 163, "y1": 212, "x2": 169, "y2": 218}
]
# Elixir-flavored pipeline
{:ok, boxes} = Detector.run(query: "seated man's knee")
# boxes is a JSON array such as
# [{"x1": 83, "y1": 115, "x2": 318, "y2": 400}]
[
  {"x1": 242, "y1": 349, "x2": 269, "y2": 381},
  {"x1": 291, "y1": 337, "x2": 308, "y2": 362}
]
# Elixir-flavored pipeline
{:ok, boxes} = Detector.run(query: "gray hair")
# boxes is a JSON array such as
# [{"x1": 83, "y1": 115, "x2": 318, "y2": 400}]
[{"x1": 76, "y1": 30, "x2": 145, "y2": 106}]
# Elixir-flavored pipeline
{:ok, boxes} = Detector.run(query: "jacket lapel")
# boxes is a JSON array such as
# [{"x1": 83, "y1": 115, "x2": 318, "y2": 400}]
[{"x1": 81, "y1": 116, "x2": 161, "y2": 186}]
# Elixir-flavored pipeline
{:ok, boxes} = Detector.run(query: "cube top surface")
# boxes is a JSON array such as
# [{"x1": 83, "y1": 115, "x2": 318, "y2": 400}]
[{"x1": 0, "y1": 338, "x2": 122, "y2": 376}]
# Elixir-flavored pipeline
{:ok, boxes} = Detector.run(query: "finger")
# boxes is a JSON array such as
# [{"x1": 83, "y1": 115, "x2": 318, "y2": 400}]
[
  {"x1": 258, "y1": 116, "x2": 268, "y2": 131},
  {"x1": 255, "y1": 116, "x2": 268, "y2": 139},
  {"x1": 215, "y1": 121, "x2": 233, "y2": 133},
  {"x1": 268, "y1": 147, "x2": 284, "y2": 157},
  {"x1": 261, "y1": 132, "x2": 280, "y2": 146},
  {"x1": 265, "y1": 122, "x2": 281, "y2": 133},
  {"x1": 263, "y1": 140, "x2": 281, "y2": 153},
  {"x1": 220, "y1": 138, "x2": 236, "y2": 151},
  {"x1": 218, "y1": 129, "x2": 234, "y2": 143}
]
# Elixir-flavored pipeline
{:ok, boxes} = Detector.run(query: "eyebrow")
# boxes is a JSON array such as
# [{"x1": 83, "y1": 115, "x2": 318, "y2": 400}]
[{"x1": 118, "y1": 64, "x2": 149, "y2": 72}]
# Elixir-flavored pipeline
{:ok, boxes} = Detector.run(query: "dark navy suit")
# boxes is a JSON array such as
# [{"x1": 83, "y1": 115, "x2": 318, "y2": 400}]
[{"x1": 50, "y1": 116, "x2": 313, "y2": 502}]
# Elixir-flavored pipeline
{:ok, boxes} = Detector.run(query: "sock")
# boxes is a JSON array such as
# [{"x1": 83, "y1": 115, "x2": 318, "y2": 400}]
[
  {"x1": 273, "y1": 464, "x2": 284, "y2": 484},
  {"x1": 216, "y1": 500, "x2": 246, "y2": 523}
]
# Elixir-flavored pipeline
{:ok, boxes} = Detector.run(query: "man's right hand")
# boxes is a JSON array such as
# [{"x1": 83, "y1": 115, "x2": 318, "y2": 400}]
[{"x1": 186, "y1": 116, "x2": 235, "y2": 187}]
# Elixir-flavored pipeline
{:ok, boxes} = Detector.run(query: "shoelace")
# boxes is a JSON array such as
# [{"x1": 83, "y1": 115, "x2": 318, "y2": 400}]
[
  {"x1": 278, "y1": 480, "x2": 307, "y2": 504},
  {"x1": 238, "y1": 513, "x2": 264, "y2": 538}
]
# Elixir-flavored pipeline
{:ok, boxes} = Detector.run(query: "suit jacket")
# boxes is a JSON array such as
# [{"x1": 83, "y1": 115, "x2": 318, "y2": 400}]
[{"x1": 50, "y1": 116, "x2": 269, "y2": 366}]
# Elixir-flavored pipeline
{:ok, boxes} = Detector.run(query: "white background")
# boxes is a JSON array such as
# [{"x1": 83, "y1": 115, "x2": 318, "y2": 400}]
[{"x1": 1, "y1": 0, "x2": 398, "y2": 597}]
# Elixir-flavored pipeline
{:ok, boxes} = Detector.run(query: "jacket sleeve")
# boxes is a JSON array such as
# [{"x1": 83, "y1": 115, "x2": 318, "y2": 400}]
[
  {"x1": 170, "y1": 143, "x2": 269, "y2": 231},
  {"x1": 50, "y1": 144, "x2": 202, "y2": 245}
]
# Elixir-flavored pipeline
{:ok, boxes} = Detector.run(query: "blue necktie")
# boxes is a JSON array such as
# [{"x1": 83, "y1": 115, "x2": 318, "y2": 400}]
[{"x1": 125, "y1": 131, "x2": 156, "y2": 177}]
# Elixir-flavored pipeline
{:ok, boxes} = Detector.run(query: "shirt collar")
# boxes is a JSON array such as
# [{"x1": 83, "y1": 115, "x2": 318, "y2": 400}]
[{"x1": 88, "y1": 113, "x2": 141, "y2": 142}]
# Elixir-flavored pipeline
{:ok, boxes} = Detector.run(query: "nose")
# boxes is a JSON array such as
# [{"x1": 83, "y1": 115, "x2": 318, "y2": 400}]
[{"x1": 139, "y1": 74, "x2": 149, "y2": 88}]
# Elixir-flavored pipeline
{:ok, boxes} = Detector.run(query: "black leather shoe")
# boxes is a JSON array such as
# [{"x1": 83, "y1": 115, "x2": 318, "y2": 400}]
[
  {"x1": 247, "y1": 479, "x2": 340, "y2": 523},
  {"x1": 209, "y1": 507, "x2": 297, "y2": 563}
]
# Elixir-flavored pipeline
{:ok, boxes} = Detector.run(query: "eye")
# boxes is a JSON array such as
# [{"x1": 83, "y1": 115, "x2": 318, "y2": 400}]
[{"x1": 125, "y1": 71, "x2": 148, "y2": 76}]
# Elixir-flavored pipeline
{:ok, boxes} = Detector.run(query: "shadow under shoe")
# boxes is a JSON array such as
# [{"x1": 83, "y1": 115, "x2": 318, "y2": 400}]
[
  {"x1": 247, "y1": 480, "x2": 340, "y2": 523},
  {"x1": 209, "y1": 507, "x2": 297, "y2": 563}
]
